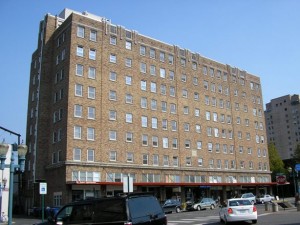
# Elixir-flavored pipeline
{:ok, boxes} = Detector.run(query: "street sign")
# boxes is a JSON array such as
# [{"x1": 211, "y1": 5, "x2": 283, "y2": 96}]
[
  {"x1": 276, "y1": 175, "x2": 287, "y2": 184},
  {"x1": 295, "y1": 164, "x2": 300, "y2": 172},
  {"x1": 39, "y1": 182, "x2": 47, "y2": 195},
  {"x1": 123, "y1": 176, "x2": 133, "y2": 193}
]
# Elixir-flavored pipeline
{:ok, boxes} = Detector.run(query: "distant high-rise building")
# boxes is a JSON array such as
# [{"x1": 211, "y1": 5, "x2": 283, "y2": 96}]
[
  {"x1": 25, "y1": 8, "x2": 271, "y2": 208},
  {"x1": 265, "y1": 94, "x2": 300, "y2": 160}
]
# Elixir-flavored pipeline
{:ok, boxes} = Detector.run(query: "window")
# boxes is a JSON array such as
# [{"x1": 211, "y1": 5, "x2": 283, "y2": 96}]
[
  {"x1": 153, "y1": 155, "x2": 159, "y2": 166},
  {"x1": 195, "y1": 108, "x2": 200, "y2": 117},
  {"x1": 168, "y1": 54, "x2": 174, "y2": 64},
  {"x1": 183, "y1": 106, "x2": 189, "y2": 114},
  {"x1": 74, "y1": 126, "x2": 82, "y2": 139},
  {"x1": 141, "y1": 97, "x2": 147, "y2": 108},
  {"x1": 88, "y1": 67, "x2": 96, "y2": 79},
  {"x1": 125, "y1": 58, "x2": 132, "y2": 67},
  {"x1": 171, "y1": 120, "x2": 177, "y2": 131},
  {"x1": 109, "y1": 110, "x2": 116, "y2": 120},
  {"x1": 163, "y1": 155, "x2": 169, "y2": 166},
  {"x1": 152, "y1": 117, "x2": 158, "y2": 129},
  {"x1": 184, "y1": 123, "x2": 190, "y2": 131},
  {"x1": 142, "y1": 154, "x2": 148, "y2": 165},
  {"x1": 206, "y1": 111, "x2": 211, "y2": 120},
  {"x1": 109, "y1": 151, "x2": 117, "y2": 161},
  {"x1": 162, "y1": 137, "x2": 168, "y2": 148},
  {"x1": 77, "y1": 26, "x2": 85, "y2": 38},
  {"x1": 76, "y1": 46, "x2": 84, "y2": 57},
  {"x1": 74, "y1": 104, "x2": 82, "y2": 117},
  {"x1": 141, "y1": 80, "x2": 147, "y2": 91},
  {"x1": 109, "y1": 130, "x2": 117, "y2": 140},
  {"x1": 186, "y1": 157, "x2": 191, "y2": 166},
  {"x1": 125, "y1": 75, "x2": 132, "y2": 85},
  {"x1": 169, "y1": 70, "x2": 174, "y2": 80},
  {"x1": 110, "y1": 54, "x2": 116, "y2": 63},
  {"x1": 160, "y1": 84, "x2": 166, "y2": 95},
  {"x1": 150, "y1": 48, "x2": 155, "y2": 58},
  {"x1": 125, "y1": 40, "x2": 132, "y2": 50},
  {"x1": 140, "y1": 62, "x2": 146, "y2": 73},
  {"x1": 170, "y1": 86, "x2": 175, "y2": 97},
  {"x1": 185, "y1": 140, "x2": 190, "y2": 148},
  {"x1": 90, "y1": 30, "x2": 97, "y2": 41},
  {"x1": 110, "y1": 36, "x2": 117, "y2": 45},
  {"x1": 126, "y1": 132, "x2": 133, "y2": 142},
  {"x1": 126, "y1": 113, "x2": 133, "y2": 123},
  {"x1": 88, "y1": 86, "x2": 95, "y2": 99},
  {"x1": 161, "y1": 101, "x2": 167, "y2": 112},
  {"x1": 88, "y1": 107, "x2": 95, "y2": 119},
  {"x1": 150, "y1": 82, "x2": 156, "y2": 93},
  {"x1": 150, "y1": 65, "x2": 156, "y2": 75},
  {"x1": 73, "y1": 148, "x2": 81, "y2": 161},
  {"x1": 152, "y1": 136, "x2": 158, "y2": 147},
  {"x1": 182, "y1": 89, "x2": 188, "y2": 98},
  {"x1": 170, "y1": 103, "x2": 176, "y2": 114},
  {"x1": 160, "y1": 52, "x2": 165, "y2": 62},
  {"x1": 87, "y1": 127, "x2": 95, "y2": 140},
  {"x1": 127, "y1": 152, "x2": 134, "y2": 162},
  {"x1": 181, "y1": 74, "x2": 187, "y2": 82},
  {"x1": 109, "y1": 71, "x2": 117, "y2": 81},
  {"x1": 142, "y1": 134, "x2": 148, "y2": 146},
  {"x1": 125, "y1": 93, "x2": 133, "y2": 104},
  {"x1": 162, "y1": 119, "x2": 167, "y2": 130},
  {"x1": 109, "y1": 90, "x2": 117, "y2": 100},
  {"x1": 141, "y1": 116, "x2": 147, "y2": 127},
  {"x1": 140, "y1": 45, "x2": 146, "y2": 55},
  {"x1": 76, "y1": 64, "x2": 83, "y2": 76},
  {"x1": 173, "y1": 157, "x2": 179, "y2": 167},
  {"x1": 197, "y1": 141, "x2": 202, "y2": 149},
  {"x1": 160, "y1": 68, "x2": 166, "y2": 78},
  {"x1": 172, "y1": 138, "x2": 178, "y2": 149},
  {"x1": 89, "y1": 49, "x2": 96, "y2": 60},
  {"x1": 196, "y1": 124, "x2": 201, "y2": 133}
]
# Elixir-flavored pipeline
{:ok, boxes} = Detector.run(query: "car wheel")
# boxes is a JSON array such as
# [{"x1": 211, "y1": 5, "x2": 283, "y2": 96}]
[
  {"x1": 197, "y1": 205, "x2": 201, "y2": 211},
  {"x1": 261, "y1": 200, "x2": 264, "y2": 204},
  {"x1": 252, "y1": 219, "x2": 257, "y2": 224},
  {"x1": 176, "y1": 207, "x2": 181, "y2": 213},
  {"x1": 224, "y1": 216, "x2": 228, "y2": 225},
  {"x1": 210, "y1": 204, "x2": 215, "y2": 209}
]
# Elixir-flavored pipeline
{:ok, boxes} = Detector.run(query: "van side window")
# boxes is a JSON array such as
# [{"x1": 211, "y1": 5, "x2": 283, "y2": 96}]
[
  {"x1": 57, "y1": 204, "x2": 93, "y2": 224},
  {"x1": 94, "y1": 199, "x2": 126, "y2": 222}
]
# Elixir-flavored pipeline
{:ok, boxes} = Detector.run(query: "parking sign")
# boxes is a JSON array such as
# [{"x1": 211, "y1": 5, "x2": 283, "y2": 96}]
[{"x1": 39, "y1": 182, "x2": 47, "y2": 195}]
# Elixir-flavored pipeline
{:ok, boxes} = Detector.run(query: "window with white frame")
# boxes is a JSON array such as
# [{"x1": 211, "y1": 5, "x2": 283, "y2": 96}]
[
  {"x1": 152, "y1": 136, "x2": 158, "y2": 147},
  {"x1": 109, "y1": 110, "x2": 116, "y2": 120},
  {"x1": 125, "y1": 58, "x2": 132, "y2": 67},
  {"x1": 183, "y1": 106, "x2": 189, "y2": 114},
  {"x1": 90, "y1": 30, "x2": 97, "y2": 41},
  {"x1": 109, "y1": 90, "x2": 117, "y2": 100},
  {"x1": 141, "y1": 97, "x2": 147, "y2": 108},
  {"x1": 185, "y1": 140, "x2": 190, "y2": 148},
  {"x1": 110, "y1": 36, "x2": 117, "y2": 45},
  {"x1": 171, "y1": 120, "x2": 177, "y2": 131},
  {"x1": 196, "y1": 124, "x2": 201, "y2": 133},
  {"x1": 141, "y1": 80, "x2": 147, "y2": 91},
  {"x1": 168, "y1": 54, "x2": 174, "y2": 64},
  {"x1": 126, "y1": 132, "x2": 133, "y2": 142},
  {"x1": 87, "y1": 149, "x2": 94, "y2": 162},
  {"x1": 197, "y1": 141, "x2": 202, "y2": 149},
  {"x1": 142, "y1": 134, "x2": 148, "y2": 146},
  {"x1": 151, "y1": 99, "x2": 157, "y2": 110},
  {"x1": 74, "y1": 104, "x2": 82, "y2": 117},
  {"x1": 184, "y1": 123, "x2": 190, "y2": 131},
  {"x1": 74, "y1": 126, "x2": 82, "y2": 139},
  {"x1": 109, "y1": 151, "x2": 117, "y2": 161},
  {"x1": 186, "y1": 157, "x2": 191, "y2": 166},
  {"x1": 206, "y1": 111, "x2": 211, "y2": 120},
  {"x1": 150, "y1": 82, "x2": 156, "y2": 93},
  {"x1": 160, "y1": 68, "x2": 166, "y2": 78},
  {"x1": 75, "y1": 84, "x2": 83, "y2": 97},
  {"x1": 88, "y1": 106, "x2": 95, "y2": 119},
  {"x1": 125, "y1": 93, "x2": 133, "y2": 104},
  {"x1": 173, "y1": 157, "x2": 178, "y2": 167},
  {"x1": 88, "y1": 67, "x2": 96, "y2": 79},
  {"x1": 152, "y1": 117, "x2": 158, "y2": 129},
  {"x1": 160, "y1": 52, "x2": 165, "y2": 62},
  {"x1": 162, "y1": 137, "x2": 168, "y2": 148},
  {"x1": 182, "y1": 89, "x2": 188, "y2": 98},
  {"x1": 109, "y1": 130, "x2": 117, "y2": 140},
  {"x1": 77, "y1": 26, "x2": 85, "y2": 38},
  {"x1": 150, "y1": 48, "x2": 155, "y2": 58},
  {"x1": 160, "y1": 84, "x2": 166, "y2": 95},
  {"x1": 125, "y1": 40, "x2": 132, "y2": 50},
  {"x1": 170, "y1": 86, "x2": 175, "y2": 97},
  {"x1": 208, "y1": 142, "x2": 213, "y2": 152},
  {"x1": 162, "y1": 119, "x2": 167, "y2": 130},
  {"x1": 142, "y1": 154, "x2": 148, "y2": 165},
  {"x1": 110, "y1": 54, "x2": 116, "y2": 63},
  {"x1": 140, "y1": 62, "x2": 146, "y2": 73},
  {"x1": 172, "y1": 138, "x2": 178, "y2": 149},
  {"x1": 161, "y1": 101, "x2": 167, "y2": 112},
  {"x1": 89, "y1": 49, "x2": 96, "y2": 60},
  {"x1": 76, "y1": 46, "x2": 84, "y2": 57},
  {"x1": 163, "y1": 155, "x2": 169, "y2": 166},
  {"x1": 88, "y1": 86, "x2": 95, "y2": 99},
  {"x1": 125, "y1": 75, "x2": 132, "y2": 85},
  {"x1": 153, "y1": 155, "x2": 159, "y2": 166},
  {"x1": 150, "y1": 65, "x2": 156, "y2": 75},
  {"x1": 76, "y1": 64, "x2": 83, "y2": 76},
  {"x1": 73, "y1": 148, "x2": 81, "y2": 161},
  {"x1": 140, "y1": 45, "x2": 146, "y2": 55},
  {"x1": 109, "y1": 71, "x2": 117, "y2": 81},
  {"x1": 126, "y1": 113, "x2": 133, "y2": 123},
  {"x1": 141, "y1": 116, "x2": 148, "y2": 127},
  {"x1": 127, "y1": 152, "x2": 134, "y2": 162}
]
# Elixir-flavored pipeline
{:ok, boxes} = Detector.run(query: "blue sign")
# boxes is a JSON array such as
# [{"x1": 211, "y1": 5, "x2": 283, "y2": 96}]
[{"x1": 295, "y1": 164, "x2": 300, "y2": 172}]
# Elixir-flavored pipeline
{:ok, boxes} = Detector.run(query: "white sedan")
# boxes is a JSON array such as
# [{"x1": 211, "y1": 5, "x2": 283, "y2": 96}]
[{"x1": 219, "y1": 198, "x2": 257, "y2": 224}]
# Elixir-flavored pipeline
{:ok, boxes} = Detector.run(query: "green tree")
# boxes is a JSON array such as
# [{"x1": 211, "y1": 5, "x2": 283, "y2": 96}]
[{"x1": 268, "y1": 143, "x2": 285, "y2": 181}]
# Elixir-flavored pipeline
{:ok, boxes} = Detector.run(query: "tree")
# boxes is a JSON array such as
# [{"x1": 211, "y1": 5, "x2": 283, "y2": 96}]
[{"x1": 268, "y1": 143, "x2": 285, "y2": 181}]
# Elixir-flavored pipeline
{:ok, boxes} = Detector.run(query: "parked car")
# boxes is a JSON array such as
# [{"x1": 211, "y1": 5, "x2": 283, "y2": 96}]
[
  {"x1": 162, "y1": 199, "x2": 182, "y2": 213},
  {"x1": 256, "y1": 194, "x2": 275, "y2": 204},
  {"x1": 34, "y1": 193, "x2": 167, "y2": 225},
  {"x1": 241, "y1": 193, "x2": 256, "y2": 204},
  {"x1": 189, "y1": 198, "x2": 216, "y2": 211},
  {"x1": 219, "y1": 198, "x2": 257, "y2": 224}
]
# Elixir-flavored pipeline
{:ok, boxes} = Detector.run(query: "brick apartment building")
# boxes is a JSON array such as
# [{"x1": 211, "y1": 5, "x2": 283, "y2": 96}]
[{"x1": 25, "y1": 8, "x2": 272, "y2": 208}]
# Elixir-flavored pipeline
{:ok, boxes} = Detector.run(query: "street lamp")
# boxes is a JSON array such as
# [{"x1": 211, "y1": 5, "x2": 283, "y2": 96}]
[
  {"x1": 0, "y1": 143, "x2": 27, "y2": 225},
  {"x1": 288, "y1": 166, "x2": 298, "y2": 196}
]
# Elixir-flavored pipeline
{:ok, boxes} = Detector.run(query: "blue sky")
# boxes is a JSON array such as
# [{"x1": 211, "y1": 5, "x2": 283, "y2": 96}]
[{"x1": 0, "y1": 0, "x2": 299, "y2": 144}]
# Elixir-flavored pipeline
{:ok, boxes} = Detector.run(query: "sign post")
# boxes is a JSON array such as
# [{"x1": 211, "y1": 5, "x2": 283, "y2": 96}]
[
  {"x1": 39, "y1": 183, "x2": 47, "y2": 222},
  {"x1": 123, "y1": 176, "x2": 133, "y2": 193}
]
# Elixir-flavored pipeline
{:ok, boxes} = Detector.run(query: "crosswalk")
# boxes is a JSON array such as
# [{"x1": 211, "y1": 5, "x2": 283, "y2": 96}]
[{"x1": 168, "y1": 216, "x2": 219, "y2": 225}]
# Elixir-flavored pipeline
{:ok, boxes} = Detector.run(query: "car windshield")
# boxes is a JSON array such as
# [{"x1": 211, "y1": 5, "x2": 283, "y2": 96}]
[{"x1": 229, "y1": 200, "x2": 251, "y2": 206}]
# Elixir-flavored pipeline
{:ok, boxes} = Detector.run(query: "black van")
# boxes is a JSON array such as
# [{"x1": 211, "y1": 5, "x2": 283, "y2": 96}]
[{"x1": 36, "y1": 193, "x2": 167, "y2": 225}]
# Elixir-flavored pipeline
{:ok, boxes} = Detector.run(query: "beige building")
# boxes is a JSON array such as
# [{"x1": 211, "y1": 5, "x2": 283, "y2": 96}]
[
  {"x1": 25, "y1": 8, "x2": 271, "y2": 208},
  {"x1": 265, "y1": 94, "x2": 300, "y2": 160}
]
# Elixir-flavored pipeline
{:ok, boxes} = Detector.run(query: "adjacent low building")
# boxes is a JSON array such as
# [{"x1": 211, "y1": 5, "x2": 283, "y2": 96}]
[{"x1": 25, "y1": 8, "x2": 272, "y2": 209}]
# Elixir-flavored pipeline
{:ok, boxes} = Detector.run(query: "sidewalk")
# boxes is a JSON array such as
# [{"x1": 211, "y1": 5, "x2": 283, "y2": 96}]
[{"x1": 0, "y1": 217, "x2": 42, "y2": 225}]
